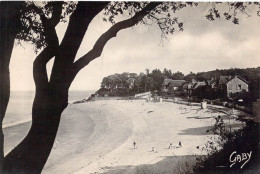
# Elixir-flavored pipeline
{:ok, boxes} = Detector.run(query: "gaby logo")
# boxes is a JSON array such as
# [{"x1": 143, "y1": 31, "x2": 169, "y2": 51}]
[{"x1": 229, "y1": 151, "x2": 252, "y2": 169}]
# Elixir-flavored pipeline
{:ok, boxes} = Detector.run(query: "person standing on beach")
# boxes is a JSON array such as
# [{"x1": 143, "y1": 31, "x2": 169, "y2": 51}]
[
  {"x1": 179, "y1": 141, "x2": 182, "y2": 147},
  {"x1": 152, "y1": 147, "x2": 157, "y2": 153},
  {"x1": 133, "y1": 141, "x2": 136, "y2": 149},
  {"x1": 168, "y1": 143, "x2": 173, "y2": 149}
]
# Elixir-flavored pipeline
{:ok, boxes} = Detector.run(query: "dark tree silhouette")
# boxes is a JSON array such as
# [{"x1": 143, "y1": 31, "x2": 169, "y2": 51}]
[
  {"x1": 150, "y1": 69, "x2": 164, "y2": 92},
  {"x1": 2, "y1": 1, "x2": 162, "y2": 173},
  {"x1": 172, "y1": 71, "x2": 185, "y2": 80},
  {"x1": 0, "y1": 2, "x2": 24, "y2": 172},
  {"x1": 0, "y1": 2, "x2": 78, "y2": 172},
  {"x1": 163, "y1": 68, "x2": 173, "y2": 78},
  {"x1": 1, "y1": 1, "x2": 260, "y2": 173}
]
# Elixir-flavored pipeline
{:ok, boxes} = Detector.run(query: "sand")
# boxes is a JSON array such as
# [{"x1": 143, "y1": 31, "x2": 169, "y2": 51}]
[{"x1": 3, "y1": 100, "x2": 244, "y2": 174}]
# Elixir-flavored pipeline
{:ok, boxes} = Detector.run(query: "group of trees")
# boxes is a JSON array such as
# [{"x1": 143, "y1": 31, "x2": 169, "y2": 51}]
[
  {"x1": 0, "y1": 1, "x2": 259, "y2": 173},
  {"x1": 99, "y1": 67, "x2": 260, "y2": 103},
  {"x1": 163, "y1": 68, "x2": 185, "y2": 80},
  {"x1": 98, "y1": 68, "x2": 187, "y2": 95}
]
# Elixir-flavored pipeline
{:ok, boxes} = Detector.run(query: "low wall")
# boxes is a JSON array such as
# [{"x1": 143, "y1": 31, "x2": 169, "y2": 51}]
[{"x1": 134, "y1": 92, "x2": 151, "y2": 98}]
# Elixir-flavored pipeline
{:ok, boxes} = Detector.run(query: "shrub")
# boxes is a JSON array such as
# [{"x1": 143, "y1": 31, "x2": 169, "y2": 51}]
[{"x1": 194, "y1": 118, "x2": 259, "y2": 173}]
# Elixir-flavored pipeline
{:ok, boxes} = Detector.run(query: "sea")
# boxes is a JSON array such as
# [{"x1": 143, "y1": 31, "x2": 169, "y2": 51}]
[{"x1": 3, "y1": 90, "x2": 95, "y2": 128}]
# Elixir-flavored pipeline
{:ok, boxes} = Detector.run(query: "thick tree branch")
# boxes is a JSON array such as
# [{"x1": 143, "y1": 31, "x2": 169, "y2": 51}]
[
  {"x1": 59, "y1": 2, "x2": 109, "y2": 64},
  {"x1": 49, "y1": 2, "x2": 109, "y2": 86},
  {"x1": 71, "y1": 2, "x2": 161, "y2": 80},
  {"x1": 33, "y1": 2, "x2": 63, "y2": 88},
  {"x1": 33, "y1": 41, "x2": 58, "y2": 88},
  {"x1": 48, "y1": 2, "x2": 64, "y2": 27}
]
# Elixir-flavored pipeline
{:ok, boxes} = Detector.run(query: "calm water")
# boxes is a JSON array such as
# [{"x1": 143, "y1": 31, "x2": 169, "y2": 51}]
[{"x1": 3, "y1": 90, "x2": 95, "y2": 127}]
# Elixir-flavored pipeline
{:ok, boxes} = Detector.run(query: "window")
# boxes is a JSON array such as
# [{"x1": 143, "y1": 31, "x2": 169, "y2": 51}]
[{"x1": 237, "y1": 84, "x2": 242, "y2": 90}]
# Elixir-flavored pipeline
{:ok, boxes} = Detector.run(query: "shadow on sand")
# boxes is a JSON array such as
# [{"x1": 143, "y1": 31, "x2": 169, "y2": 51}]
[
  {"x1": 101, "y1": 155, "x2": 199, "y2": 174},
  {"x1": 178, "y1": 123, "x2": 245, "y2": 136}
]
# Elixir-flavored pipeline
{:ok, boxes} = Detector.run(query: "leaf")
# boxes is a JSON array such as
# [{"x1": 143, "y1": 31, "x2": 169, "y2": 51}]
[
  {"x1": 117, "y1": 8, "x2": 123, "y2": 14},
  {"x1": 178, "y1": 22, "x2": 183, "y2": 28},
  {"x1": 232, "y1": 17, "x2": 239, "y2": 24},
  {"x1": 206, "y1": 13, "x2": 214, "y2": 21},
  {"x1": 214, "y1": 9, "x2": 220, "y2": 18}
]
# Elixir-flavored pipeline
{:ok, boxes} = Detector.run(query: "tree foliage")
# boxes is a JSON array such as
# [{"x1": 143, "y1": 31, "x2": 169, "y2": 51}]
[
  {"x1": 11, "y1": 2, "x2": 260, "y2": 53},
  {"x1": 15, "y1": 2, "x2": 77, "y2": 52}
]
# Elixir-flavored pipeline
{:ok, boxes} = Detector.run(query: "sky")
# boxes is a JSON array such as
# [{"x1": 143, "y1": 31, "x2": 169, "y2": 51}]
[{"x1": 10, "y1": 3, "x2": 260, "y2": 91}]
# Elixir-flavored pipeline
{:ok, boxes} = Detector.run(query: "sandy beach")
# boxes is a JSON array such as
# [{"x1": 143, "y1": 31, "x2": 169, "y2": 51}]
[{"x1": 3, "y1": 99, "x2": 244, "y2": 174}]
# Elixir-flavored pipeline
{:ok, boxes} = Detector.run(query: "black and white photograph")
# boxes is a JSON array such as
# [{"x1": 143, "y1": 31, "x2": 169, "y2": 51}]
[{"x1": 0, "y1": 1, "x2": 260, "y2": 173}]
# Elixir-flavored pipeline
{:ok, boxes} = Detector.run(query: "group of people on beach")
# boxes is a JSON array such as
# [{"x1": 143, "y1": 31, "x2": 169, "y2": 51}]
[
  {"x1": 132, "y1": 141, "x2": 182, "y2": 152},
  {"x1": 168, "y1": 141, "x2": 182, "y2": 149}
]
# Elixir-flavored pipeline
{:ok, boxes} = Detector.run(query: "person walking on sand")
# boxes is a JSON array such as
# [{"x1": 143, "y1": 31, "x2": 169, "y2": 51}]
[
  {"x1": 168, "y1": 143, "x2": 173, "y2": 149},
  {"x1": 133, "y1": 141, "x2": 136, "y2": 149},
  {"x1": 179, "y1": 141, "x2": 182, "y2": 147},
  {"x1": 152, "y1": 147, "x2": 157, "y2": 153}
]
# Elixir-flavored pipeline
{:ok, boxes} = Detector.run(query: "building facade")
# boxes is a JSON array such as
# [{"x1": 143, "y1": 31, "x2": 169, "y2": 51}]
[{"x1": 226, "y1": 76, "x2": 248, "y2": 97}]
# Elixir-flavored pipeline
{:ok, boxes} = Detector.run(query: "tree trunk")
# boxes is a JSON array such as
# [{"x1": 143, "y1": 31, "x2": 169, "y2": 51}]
[
  {"x1": 0, "y1": 61, "x2": 10, "y2": 174},
  {"x1": 0, "y1": 2, "x2": 23, "y2": 172},
  {"x1": 0, "y1": 64, "x2": 10, "y2": 174},
  {"x1": 3, "y1": 87, "x2": 68, "y2": 173}
]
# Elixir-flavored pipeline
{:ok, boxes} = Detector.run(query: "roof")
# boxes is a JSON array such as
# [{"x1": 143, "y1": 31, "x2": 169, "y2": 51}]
[
  {"x1": 162, "y1": 79, "x2": 186, "y2": 87},
  {"x1": 219, "y1": 76, "x2": 229, "y2": 85},
  {"x1": 218, "y1": 75, "x2": 248, "y2": 85},
  {"x1": 226, "y1": 75, "x2": 249, "y2": 84},
  {"x1": 183, "y1": 82, "x2": 193, "y2": 89},
  {"x1": 169, "y1": 80, "x2": 186, "y2": 87},
  {"x1": 162, "y1": 79, "x2": 173, "y2": 86},
  {"x1": 191, "y1": 79, "x2": 197, "y2": 83},
  {"x1": 192, "y1": 81, "x2": 206, "y2": 89},
  {"x1": 183, "y1": 83, "x2": 188, "y2": 89}
]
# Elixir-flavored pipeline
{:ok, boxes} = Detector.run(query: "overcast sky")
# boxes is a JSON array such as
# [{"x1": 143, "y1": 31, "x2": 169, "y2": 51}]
[{"x1": 10, "y1": 3, "x2": 260, "y2": 91}]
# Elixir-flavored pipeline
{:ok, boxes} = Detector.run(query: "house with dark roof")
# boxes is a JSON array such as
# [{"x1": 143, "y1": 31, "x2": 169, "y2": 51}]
[
  {"x1": 187, "y1": 75, "x2": 248, "y2": 99},
  {"x1": 182, "y1": 79, "x2": 197, "y2": 95},
  {"x1": 162, "y1": 79, "x2": 186, "y2": 92},
  {"x1": 219, "y1": 76, "x2": 230, "y2": 85},
  {"x1": 188, "y1": 81, "x2": 209, "y2": 98},
  {"x1": 192, "y1": 81, "x2": 207, "y2": 89},
  {"x1": 210, "y1": 75, "x2": 249, "y2": 98}
]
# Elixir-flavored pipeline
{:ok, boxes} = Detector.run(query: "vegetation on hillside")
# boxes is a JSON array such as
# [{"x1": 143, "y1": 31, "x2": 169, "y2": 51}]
[{"x1": 97, "y1": 67, "x2": 260, "y2": 101}]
